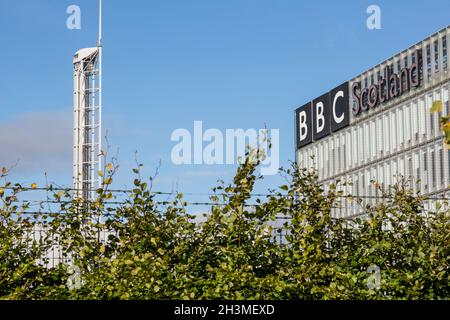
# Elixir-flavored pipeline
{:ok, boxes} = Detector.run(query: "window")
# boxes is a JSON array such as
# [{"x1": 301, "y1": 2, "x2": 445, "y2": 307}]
[
  {"x1": 374, "y1": 118, "x2": 379, "y2": 157},
  {"x1": 417, "y1": 50, "x2": 424, "y2": 82},
  {"x1": 405, "y1": 104, "x2": 411, "y2": 143},
  {"x1": 337, "y1": 144, "x2": 341, "y2": 173},
  {"x1": 390, "y1": 111, "x2": 397, "y2": 150},
  {"x1": 377, "y1": 117, "x2": 383, "y2": 155},
  {"x1": 364, "y1": 122, "x2": 369, "y2": 161},
  {"x1": 343, "y1": 143, "x2": 346, "y2": 170},
  {"x1": 436, "y1": 90, "x2": 442, "y2": 121},
  {"x1": 443, "y1": 36, "x2": 448, "y2": 71},
  {"x1": 324, "y1": 141, "x2": 329, "y2": 178},
  {"x1": 341, "y1": 135, "x2": 345, "y2": 170},
  {"x1": 334, "y1": 139, "x2": 338, "y2": 173},
  {"x1": 408, "y1": 156, "x2": 413, "y2": 178},
  {"x1": 386, "y1": 163, "x2": 391, "y2": 187},
  {"x1": 304, "y1": 149, "x2": 308, "y2": 168},
  {"x1": 443, "y1": 87, "x2": 449, "y2": 122},
  {"x1": 404, "y1": 56, "x2": 408, "y2": 68},
  {"x1": 415, "y1": 152, "x2": 420, "y2": 191},
  {"x1": 346, "y1": 131, "x2": 351, "y2": 170},
  {"x1": 352, "y1": 128, "x2": 357, "y2": 167},
  {"x1": 430, "y1": 111, "x2": 435, "y2": 135},
  {"x1": 319, "y1": 143, "x2": 323, "y2": 178},
  {"x1": 439, "y1": 148, "x2": 444, "y2": 186},
  {"x1": 448, "y1": 149, "x2": 450, "y2": 184},
  {"x1": 434, "y1": 39, "x2": 439, "y2": 72},
  {"x1": 384, "y1": 114, "x2": 390, "y2": 153},
  {"x1": 379, "y1": 165, "x2": 385, "y2": 191},
  {"x1": 372, "y1": 166, "x2": 377, "y2": 199},
  {"x1": 370, "y1": 120, "x2": 376, "y2": 158},
  {"x1": 397, "y1": 60, "x2": 401, "y2": 73},
  {"x1": 368, "y1": 174, "x2": 372, "y2": 198},
  {"x1": 429, "y1": 94, "x2": 435, "y2": 135},
  {"x1": 398, "y1": 157, "x2": 405, "y2": 177},
  {"x1": 394, "y1": 158, "x2": 399, "y2": 174},
  {"x1": 416, "y1": 166, "x2": 421, "y2": 190},
  {"x1": 420, "y1": 97, "x2": 426, "y2": 139},
  {"x1": 361, "y1": 173, "x2": 365, "y2": 194},
  {"x1": 431, "y1": 150, "x2": 436, "y2": 189},
  {"x1": 304, "y1": 149, "x2": 309, "y2": 168},
  {"x1": 427, "y1": 44, "x2": 432, "y2": 80},
  {"x1": 412, "y1": 102, "x2": 419, "y2": 142},
  {"x1": 397, "y1": 108, "x2": 404, "y2": 147},
  {"x1": 330, "y1": 145, "x2": 334, "y2": 175},
  {"x1": 359, "y1": 125, "x2": 364, "y2": 164},
  {"x1": 423, "y1": 152, "x2": 429, "y2": 191},
  {"x1": 314, "y1": 146, "x2": 319, "y2": 172}
]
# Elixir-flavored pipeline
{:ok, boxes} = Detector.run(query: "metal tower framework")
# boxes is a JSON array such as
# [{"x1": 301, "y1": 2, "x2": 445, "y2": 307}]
[{"x1": 73, "y1": 0, "x2": 103, "y2": 203}]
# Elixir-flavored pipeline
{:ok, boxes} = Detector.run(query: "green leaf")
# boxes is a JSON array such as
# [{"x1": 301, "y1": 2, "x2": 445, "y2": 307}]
[
  {"x1": 430, "y1": 100, "x2": 443, "y2": 113},
  {"x1": 124, "y1": 259, "x2": 133, "y2": 265},
  {"x1": 443, "y1": 122, "x2": 450, "y2": 145}
]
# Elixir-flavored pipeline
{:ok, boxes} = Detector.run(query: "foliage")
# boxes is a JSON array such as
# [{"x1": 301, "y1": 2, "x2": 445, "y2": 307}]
[
  {"x1": 431, "y1": 100, "x2": 450, "y2": 148},
  {"x1": 0, "y1": 149, "x2": 449, "y2": 300}
]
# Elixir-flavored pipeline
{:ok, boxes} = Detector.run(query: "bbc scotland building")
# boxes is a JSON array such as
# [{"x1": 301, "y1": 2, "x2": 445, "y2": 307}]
[{"x1": 295, "y1": 26, "x2": 450, "y2": 218}]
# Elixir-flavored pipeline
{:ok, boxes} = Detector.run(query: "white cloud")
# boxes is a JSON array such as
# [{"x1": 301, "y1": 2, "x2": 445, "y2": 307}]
[{"x1": 0, "y1": 110, "x2": 72, "y2": 175}]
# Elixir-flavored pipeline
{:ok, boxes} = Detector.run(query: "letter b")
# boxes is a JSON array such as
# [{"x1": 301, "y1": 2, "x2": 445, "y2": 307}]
[
  {"x1": 296, "y1": 103, "x2": 312, "y2": 149},
  {"x1": 300, "y1": 111, "x2": 308, "y2": 140},
  {"x1": 316, "y1": 102, "x2": 325, "y2": 133},
  {"x1": 313, "y1": 94, "x2": 330, "y2": 140}
]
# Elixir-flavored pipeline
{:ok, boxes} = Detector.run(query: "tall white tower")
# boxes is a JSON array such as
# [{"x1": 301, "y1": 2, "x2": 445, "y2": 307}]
[{"x1": 73, "y1": 0, "x2": 103, "y2": 202}]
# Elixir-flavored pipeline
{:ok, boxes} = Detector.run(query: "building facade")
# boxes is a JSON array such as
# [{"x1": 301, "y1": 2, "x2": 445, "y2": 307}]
[{"x1": 295, "y1": 26, "x2": 450, "y2": 218}]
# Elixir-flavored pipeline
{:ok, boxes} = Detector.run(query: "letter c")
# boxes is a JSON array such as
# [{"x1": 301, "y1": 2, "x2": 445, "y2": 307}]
[{"x1": 332, "y1": 90, "x2": 345, "y2": 124}]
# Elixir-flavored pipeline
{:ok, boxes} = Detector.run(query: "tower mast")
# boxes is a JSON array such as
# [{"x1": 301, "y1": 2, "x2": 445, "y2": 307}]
[
  {"x1": 98, "y1": 0, "x2": 103, "y2": 189},
  {"x1": 72, "y1": 0, "x2": 103, "y2": 204}
]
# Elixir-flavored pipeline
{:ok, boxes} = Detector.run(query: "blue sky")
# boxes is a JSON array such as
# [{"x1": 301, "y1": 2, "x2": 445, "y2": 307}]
[{"x1": 1, "y1": 0, "x2": 450, "y2": 208}]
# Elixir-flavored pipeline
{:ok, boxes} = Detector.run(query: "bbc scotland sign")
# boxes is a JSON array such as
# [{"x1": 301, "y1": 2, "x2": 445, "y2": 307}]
[{"x1": 295, "y1": 51, "x2": 422, "y2": 150}]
